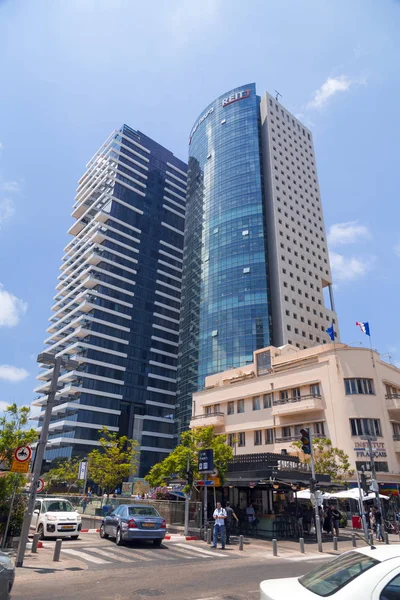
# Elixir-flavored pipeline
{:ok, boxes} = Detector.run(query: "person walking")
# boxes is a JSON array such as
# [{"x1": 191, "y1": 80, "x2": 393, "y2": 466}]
[
  {"x1": 211, "y1": 501, "x2": 227, "y2": 549},
  {"x1": 224, "y1": 501, "x2": 238, "y2": 544},
  {"x1": 330, "y1": 505, "x2": 341, "y2": 538},
  {"x1": 374, "y1": 507, "x2": 384, "y2": 542},
  {"x1": 81, "y1": 495, "x2": 88, "y2": 514}
]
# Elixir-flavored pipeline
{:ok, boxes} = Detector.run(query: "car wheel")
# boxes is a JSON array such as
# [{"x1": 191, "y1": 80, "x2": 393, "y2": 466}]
[
  {"x1": 100, "y1": 524, "x2": 108, "y2": 539},
  {"x1": 153, "y1": 539, "x2": 162, "y2": 547},
  {"x1": 37, "y1": 523, "x2": 46, "y2": 540},
  {"x1": 116, "y1": 528, "x2": 124, "y2": 546},
  {"x1": 71, "y1": 536, "x2": 79, "y2": 540}
]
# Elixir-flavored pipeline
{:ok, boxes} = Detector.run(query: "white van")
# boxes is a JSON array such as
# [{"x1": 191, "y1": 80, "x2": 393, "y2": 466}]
[{"x1": 31, "y1": 497, "x2": 82, "y2": 539}]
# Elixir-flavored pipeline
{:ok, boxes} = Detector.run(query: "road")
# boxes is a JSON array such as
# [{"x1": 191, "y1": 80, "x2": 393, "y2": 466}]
[{"x1": 12, "y1": 533, "x2": 327, "y2": 600}]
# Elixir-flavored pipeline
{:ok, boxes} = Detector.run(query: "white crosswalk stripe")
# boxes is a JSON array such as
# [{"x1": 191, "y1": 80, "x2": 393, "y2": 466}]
[{"x1": 62, "y1": 542, "x2": 231, "y2": 568}]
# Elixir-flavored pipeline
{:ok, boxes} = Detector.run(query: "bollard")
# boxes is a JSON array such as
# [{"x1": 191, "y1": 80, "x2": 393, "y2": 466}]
[
  {"x1": 351, "y1": 534, "x2": 357, "y2": 548},
  {"x1": 31, "y1": 533, "x2": 40, "y2": 554},
  {"x1": 239, "y1": 535, "x2": 244, "y2": 551},
  {"x1": 385, "y1": 532, "x2": 389, "y2": 545},
  {"x1": 333, "y1": 536, "x2": 338, "y2": 551},
  {"x1": 272, "y1": 538, "x2": 278, "y2": 557},
  {"x1": 299, "y1": 537, "x2": 305, "y2": 554},
  {"x1": 369, "y1": 533, "x2": 374, "y2": 546},
  {"x1": 53, "y1": 539, "x2": 62, "y2": 562},
  {"x1": 206, "y1": 528, "x2": 212, "y2": 545},
  {"x1": 203, "y1": 528, "x2": 207, "y2": 542}
]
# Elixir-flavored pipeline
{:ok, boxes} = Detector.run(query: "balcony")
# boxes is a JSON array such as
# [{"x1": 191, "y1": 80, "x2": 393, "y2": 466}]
[
  {"x1": 386, "y1": 394, "x2": 400, "y2": 412},
  {"x1": 272, "y1": 394, "x2": 324, "y2": 417},
  {"x1": 190, "y1": 412, "x2": 225, "y2": 428},
  {"x1": 393, "y1": 435, "x2": 400, "y2": 453}
]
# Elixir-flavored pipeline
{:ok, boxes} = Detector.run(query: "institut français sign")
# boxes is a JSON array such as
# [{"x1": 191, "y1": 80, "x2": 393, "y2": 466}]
[{"x1": 354, "y1": 441, "x2": 387, "y2": 459}]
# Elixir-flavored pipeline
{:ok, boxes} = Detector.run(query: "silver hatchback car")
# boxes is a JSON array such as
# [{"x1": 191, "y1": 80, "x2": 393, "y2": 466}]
[{"x1": 100, "y1": 504, "x2": 166, "y2": 546}]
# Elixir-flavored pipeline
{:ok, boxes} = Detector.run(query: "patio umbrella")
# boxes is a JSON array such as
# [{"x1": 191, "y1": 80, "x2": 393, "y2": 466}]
[
  {"x1": 330, "y1": 489, "x2": 387, "y2": 501},
  {"x1": 296, "y1": 489, "x2": 333, "y2": 500}
]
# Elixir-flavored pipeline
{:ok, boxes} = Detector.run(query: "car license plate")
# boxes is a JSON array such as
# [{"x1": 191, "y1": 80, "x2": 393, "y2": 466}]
[
  {"x1": 61, "y1": 525, "x2": 74, "y2": 530},
  {"x1": 143, "y1": 523, "x2": 154, "y2": 528}
]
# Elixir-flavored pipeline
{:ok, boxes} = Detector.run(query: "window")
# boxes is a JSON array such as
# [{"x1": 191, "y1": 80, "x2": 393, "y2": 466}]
[
  {"x1": 227, "y1": 401, "x2": 234, "y2": 415},
  {"x1": 280, "y1": 389, "x2": 289, "y2": 401},
  {"x1": 282, "y1": 426, "x2": 291, "y2": 438},
  {"x1": 254, "y1": 430, "x2": 262, "y2": 445},
  {"x1": 350, "y1": 418, "x2": 382, "y2": 437},
  {"x1": 311, "y1": 383, "x2": 321, "y2": 396},
  {"x1": 205, "y1": 406, "x2": 212, "y2": 416},
  {"x1": 252, "y1": 396, "x2": 261, "y2": 410},
  {"x1": 299, "y1": 550, "x2": 378, "y2": 597},
  {"x1": 237, "y1": 399, "x2": 244, "y2": 413},
  {"x1": 263, "y1": 393, "x2": 272, "y2": 408},
  {"x1": 314, "y1": 422, "x2": 325, "y2": 436},
  {"x1": 380, "y1": 572, "x2": 400, "y2": 599},
  {"x1": 356, "y1": 461, "x2": 389, "y2": 472},
  {"x1": 214, "y1": 404, "x2": 220, "y2": 413},
  {"x1": 345, "y1": 378, "x2": 375, "y2": 395},
  {"x1": 292, "y1": 387, "x2": 301, "y2": 400},
  {"x1": 228, "y1": 433, "x2": 235, "y2": 447},
  {"x1": 238, "y1": 432, "x2": 246, "y2": 447},
  {"x1": 265, "y1": 429, "x2": 274, "y2": 444}
]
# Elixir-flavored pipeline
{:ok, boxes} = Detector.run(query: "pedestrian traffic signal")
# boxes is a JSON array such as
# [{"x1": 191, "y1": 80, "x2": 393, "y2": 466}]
[
  {"x1": 360, "y1": 472, "x2": 368, "y2": 494},
  {"x1": 186, "y1": 469, "x2": 193, "y2": 488},
  {"x1": 299, "y1": 428, "x2": 311, "y2": 455}
]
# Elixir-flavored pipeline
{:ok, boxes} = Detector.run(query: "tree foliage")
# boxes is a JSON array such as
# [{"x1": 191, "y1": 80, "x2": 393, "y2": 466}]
[
  {"x1": 88, "y1": 427, "x2": 139, "y2": 494},
  {"x1": 145, "y1": 426, "x2": 233, "y2": 491},
  {"x1": 0, "y1": 403, "x2": 37, "y2": 467},
  {"x1": 43, "y1": 458, "x2": 83, "y2": 492},
  {"x1": 291, "y1": 437, "x2": 354, "y2": 483}
]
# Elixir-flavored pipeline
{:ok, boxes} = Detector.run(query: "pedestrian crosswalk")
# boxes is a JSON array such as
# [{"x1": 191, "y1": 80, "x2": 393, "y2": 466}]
[{"x1": 61, "y1": 541, "x2": 231, "y2": 568}]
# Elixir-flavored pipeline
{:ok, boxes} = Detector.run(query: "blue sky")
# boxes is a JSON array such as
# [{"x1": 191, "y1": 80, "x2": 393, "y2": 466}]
[{"x1": 0, "y1": 0, "x2": 399, "y2": 412}]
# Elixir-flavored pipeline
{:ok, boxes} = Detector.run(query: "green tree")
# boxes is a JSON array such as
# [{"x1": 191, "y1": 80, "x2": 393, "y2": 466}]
[
  {"x1": 145, "y1": 426, "x2": 233, "y2": 491},
  {"x1": 0, "y1": 404, "x2": 38, "y2": 542},
  {"x1": 88, "y1": 427, "x2": 139, "y2": 494},
  {"x1": 43, "y1": 457, "x2": 83, "y2": 492},
  {"x1": 291, "y1": 437, "x2": 354, "y2": 483}
]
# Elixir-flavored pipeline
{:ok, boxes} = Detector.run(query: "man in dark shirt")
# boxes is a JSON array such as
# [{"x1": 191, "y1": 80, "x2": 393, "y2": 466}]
[
  {"x1": 330, "y1": 504, "x2": 341, "y2": 538},
  {"x1": 224, "y1": 501, "x2": 238, "y2": 544},
  {"x1": 374, "y1": 507, "x2": 384, "y2": 542}
]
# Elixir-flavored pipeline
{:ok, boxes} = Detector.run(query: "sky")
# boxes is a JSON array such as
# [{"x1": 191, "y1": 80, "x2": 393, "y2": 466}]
[{"x1": 0, "y1": 0, "x2": 399, "y2": 413}]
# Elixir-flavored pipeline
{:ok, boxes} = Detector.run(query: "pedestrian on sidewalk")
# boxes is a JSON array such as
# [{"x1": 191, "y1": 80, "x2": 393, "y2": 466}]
[
  {"x1": 212, "y1": 501, "x2": 227, "y2": 549},
  {"x1": 330, "y1": 505, "x2": 341, "y2": 538},
  {"x1": 224, "y1": 501, "x2": 238, "y2": 544},
  {"x1": 81, "y1": 495, "x2": 88, "y2": 514},
  {"x1": 374, "y1": 507, "x2": 384, "y2": 542}
]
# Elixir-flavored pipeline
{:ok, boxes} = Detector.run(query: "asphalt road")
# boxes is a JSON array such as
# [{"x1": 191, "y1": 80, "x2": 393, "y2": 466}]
[{"x1": 12, "y1": 535, "x2": 326, "y2": 600}]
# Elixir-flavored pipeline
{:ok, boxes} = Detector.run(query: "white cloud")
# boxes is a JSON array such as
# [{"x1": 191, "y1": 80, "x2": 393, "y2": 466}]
[
  {"x1": 0, "y1": 198, "x2": 15, "y2": 224},
  {"x1": 307, "y1": 75, "x2": 366, "y2": 110},
  {"x1": 2, "y1": 181, "x2": 19, "y2": 193},
  {"x1": 0, "y1": 401, "x2": 10, "y2": 414},
  {"x1": 330, "y1": 251, "x2": 374, "y2": 282},
  {"x1": 328, "y1": 221, "x2": 371, "y2": 246},
  {"x1": 0, "y1": 365, "x2": 29, "y2": 382},
  {"x1": 0, "y1": 284, "x2": 28, "y2": 327}
]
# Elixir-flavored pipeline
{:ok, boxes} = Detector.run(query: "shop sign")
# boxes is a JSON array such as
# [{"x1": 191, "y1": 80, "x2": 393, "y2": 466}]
[
  {"x1": 222, "y1": 89, "x2": 250, "y2": 107},
  {"x1": 354, "y1": 441, "x2": 387, "y2": 458},
  {"x1": 198, "y1": 449, "x2": 214, "y2": 473}
]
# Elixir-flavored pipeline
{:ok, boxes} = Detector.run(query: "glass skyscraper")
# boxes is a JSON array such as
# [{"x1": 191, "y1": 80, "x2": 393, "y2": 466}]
[
  {"x1": 33, "y1": 126, "x2": 187, "y2": 476},
  {"x1": 176, "y1": 83, "x2": 338, "y2": 434}
]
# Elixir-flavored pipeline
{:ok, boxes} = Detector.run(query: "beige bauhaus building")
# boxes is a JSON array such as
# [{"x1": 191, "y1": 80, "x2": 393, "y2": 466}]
[{"x1": 190, "y1": 343, "x2": 400, "y2": 493}]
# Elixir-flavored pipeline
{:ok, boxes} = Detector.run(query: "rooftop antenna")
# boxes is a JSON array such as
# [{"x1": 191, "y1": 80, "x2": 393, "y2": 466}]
[{"x1": 275, "y1": 90, "x2": 282, "y2": 102}]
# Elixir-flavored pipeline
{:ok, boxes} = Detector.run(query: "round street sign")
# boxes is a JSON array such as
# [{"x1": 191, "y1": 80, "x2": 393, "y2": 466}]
[
  {"x1": 36, "y1": 478, "x2": 45, "y2": 494},
  {"x1": 14, "y1": 445, "x2": 32, "y2": 463}
]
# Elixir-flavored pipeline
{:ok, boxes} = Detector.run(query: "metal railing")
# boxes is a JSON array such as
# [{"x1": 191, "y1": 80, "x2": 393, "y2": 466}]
[
  {"x1": 273, "y1": 393, "x2": 322, "y2": 406},
  {"x1": 386, "y1": 393, "x2": 400, "y2": 400},
  {"x1": 393, "y1": 435, "x2": 400, "y2": 441},
  {"x1": 191, "y1": 412, "x2": 224, "y2": 419},
  {"x1": 274, "y1": 436, "x2": 299, "y2": 442}
]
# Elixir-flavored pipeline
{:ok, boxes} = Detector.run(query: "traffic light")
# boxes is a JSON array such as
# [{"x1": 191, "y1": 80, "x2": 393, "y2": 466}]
[
  {"x1": 299, "y1": 428, "x2": 311, "y2": 455},
  {"x1": 360, "y1": 472, "x2": 368, "y2": 495}
]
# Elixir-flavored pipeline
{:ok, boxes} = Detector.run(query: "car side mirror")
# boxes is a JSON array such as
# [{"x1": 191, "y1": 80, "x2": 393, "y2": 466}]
[{"x1": 33, "y1": 509, "x2": 39, "y2": 514}]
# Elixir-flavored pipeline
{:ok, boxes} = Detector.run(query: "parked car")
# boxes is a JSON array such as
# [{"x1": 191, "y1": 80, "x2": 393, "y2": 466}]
[
  {"x1": 260, "y1": 546, "x2": 400, "y2": 599},
  {"x1": 31, "y1": 497, "x2": 82, "y2": 539},
  {"x1": 0, "y1": 550, "x2": 14, "y2": 600},
  {"x1": 100, "y1": 504, "x2": 166, "y2": 546}
]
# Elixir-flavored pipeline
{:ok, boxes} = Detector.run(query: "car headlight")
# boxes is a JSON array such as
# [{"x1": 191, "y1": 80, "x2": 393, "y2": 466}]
[
  {"x1": 76, "y1": 514, "x2": 81, "y2": 521},
  {"x1": 46, "y1": 515, "x2": 57, "y2": 521}
]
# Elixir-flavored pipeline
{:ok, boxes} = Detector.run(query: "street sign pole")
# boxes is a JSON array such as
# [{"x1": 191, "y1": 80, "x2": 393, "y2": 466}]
[
  {"x1": 356, "y1": 470, "x2": 369, "y2": 542},
  {"x1": 361, "y1": 435, "x2": 382, "y2": 515},
  {"x1": 16, "y1": 356, "x2": 62, "y2": 567},
  {"x1": 310, "y1": 431, "x2": 323, "y2": 552},
  {"x1": 184, "y1": 452, "x2": 190, "y2": 537}
]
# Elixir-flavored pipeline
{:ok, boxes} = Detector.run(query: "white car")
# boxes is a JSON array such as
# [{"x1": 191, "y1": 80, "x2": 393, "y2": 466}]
[
  {"x1": 260, "y1": 546, "x2": 400, "y2": 599},
  {"x1": 31, "y1": 497, "x2": 82, "y2": 540}
]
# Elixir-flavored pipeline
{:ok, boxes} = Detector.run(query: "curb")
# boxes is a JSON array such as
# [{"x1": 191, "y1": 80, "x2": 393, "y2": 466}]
[
  {"x1": 80, "y1": 529, "x2": 100, "y2": 533},
  {"x1": 164, "y1": 534, "x2": 199, "y2": 541}
]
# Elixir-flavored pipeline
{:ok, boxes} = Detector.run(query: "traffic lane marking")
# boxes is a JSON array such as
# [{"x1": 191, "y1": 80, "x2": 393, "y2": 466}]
[
  {"x1": 174, "y1": 543, "x2": 228, "y2": 558},
  {"x1": 61, "y1": 548, "x2": 109, "y2": 564}
]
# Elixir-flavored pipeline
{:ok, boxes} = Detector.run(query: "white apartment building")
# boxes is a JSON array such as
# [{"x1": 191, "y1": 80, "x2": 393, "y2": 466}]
[
  {"x1": 260, "y1": 93, "x2": 339, "y2": 348},
  {"x1": 191, "y1": 343, "x2": 400, "y2": 492}
]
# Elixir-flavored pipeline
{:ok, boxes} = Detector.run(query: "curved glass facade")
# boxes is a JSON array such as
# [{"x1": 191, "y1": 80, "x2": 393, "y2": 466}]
[{"x1": 176, "y1": 83, "x2": 272, "y2": 433}]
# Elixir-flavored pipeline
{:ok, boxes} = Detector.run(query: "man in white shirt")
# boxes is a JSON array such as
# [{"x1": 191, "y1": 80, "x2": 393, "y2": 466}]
[{"x1": 211, "y1": 501, "x2": 227, "y2": 549}]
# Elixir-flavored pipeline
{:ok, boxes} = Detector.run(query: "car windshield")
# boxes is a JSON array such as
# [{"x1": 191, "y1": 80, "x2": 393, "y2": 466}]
[
  {"x1": 128, "y1": 506, "x2": 160, "y2": 517},
  {"x1": 299, "y1": 551, "x2": 379, "y2": 597},
  {"x1": 43, "y1": 501, "x2": 74, "y2": 513}
]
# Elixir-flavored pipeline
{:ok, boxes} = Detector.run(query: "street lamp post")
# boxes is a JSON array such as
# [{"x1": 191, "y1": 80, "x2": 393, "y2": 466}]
[
  {"x1": 360, "y1": 435, "x2": 382, "y2": 514},
  {"x1": 15, "y1": 353, "x2": 79, "y2": 568}
]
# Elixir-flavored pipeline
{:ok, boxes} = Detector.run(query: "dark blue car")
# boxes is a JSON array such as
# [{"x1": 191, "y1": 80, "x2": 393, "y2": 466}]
[{"x1": 100, "y1": 504, "x2": 166, "y2": 546}]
